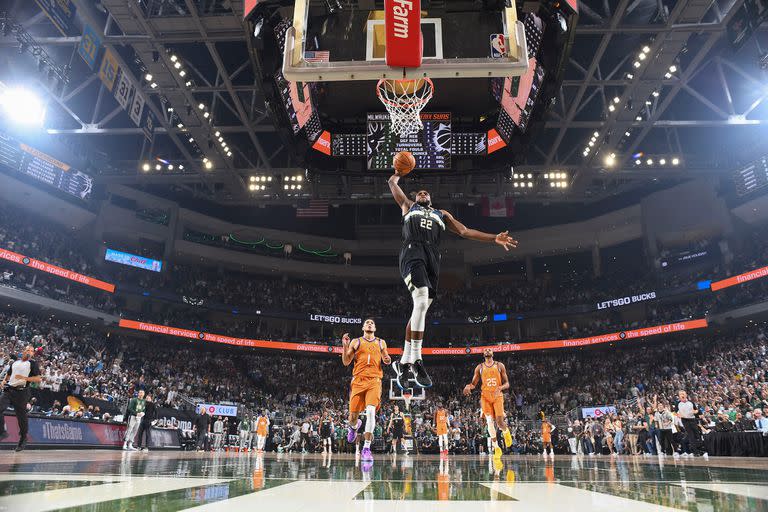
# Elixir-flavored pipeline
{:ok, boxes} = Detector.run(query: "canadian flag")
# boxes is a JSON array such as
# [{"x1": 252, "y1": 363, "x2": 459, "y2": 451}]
[{"x1": 481, "y1": 196, "x2": 515, "y2": 217}]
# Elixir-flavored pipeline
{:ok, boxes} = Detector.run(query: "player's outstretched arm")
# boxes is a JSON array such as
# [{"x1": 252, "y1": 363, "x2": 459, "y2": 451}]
[
  {"x1": 388, "y1": 174, "x2": 414, "y2": 215},
  {"x1": 463, "y1": 365, "x2": 482, "y2": 396},
  {"x1": 441, "y1": 210, "x2": 518, "y2": 251}
]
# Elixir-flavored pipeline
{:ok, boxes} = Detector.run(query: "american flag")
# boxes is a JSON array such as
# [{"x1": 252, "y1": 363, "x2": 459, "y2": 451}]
[
  {"x1": 296, "y1": 199, "x2": 329, "y2": 218},
  {"x1": 304, "y1": 51, "x2": 330, "y2": 63}
]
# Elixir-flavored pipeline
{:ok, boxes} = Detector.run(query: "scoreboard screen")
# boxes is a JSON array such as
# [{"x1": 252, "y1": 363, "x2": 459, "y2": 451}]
[
  {"x1": 0, "y1": 132, "x2": 93, "y2": 201},
  {"x1": 733, "y1": 156, "x2": 768, "y2": 196},
  {"x1": 367, "y1": 112, "x2": 451, "y2": 170}
]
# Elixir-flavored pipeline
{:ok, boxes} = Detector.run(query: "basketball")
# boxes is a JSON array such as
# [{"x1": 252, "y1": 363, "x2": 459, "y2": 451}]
[{"x1": 393, "y1": 151, "x2": 416, "y2": 176}]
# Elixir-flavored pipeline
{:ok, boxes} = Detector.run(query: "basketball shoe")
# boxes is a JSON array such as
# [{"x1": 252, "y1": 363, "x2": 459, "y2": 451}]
[
  {"x1": 347, "y1": 419, "x2": 362, "y2": 443},
  {"x1": 412, "y1": 359, "x2": 432, "y2": 388},
  {"x1": 392, "y1": 361, "x2": 413, "y2": 390},
  {"x1": 503, "y1": 430, "x2": 512, "y2": 448}
]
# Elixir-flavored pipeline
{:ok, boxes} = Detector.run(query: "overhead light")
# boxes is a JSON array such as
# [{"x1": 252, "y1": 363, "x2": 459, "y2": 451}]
[
  {"x1": 268, "y1": 176, "x2": 272, "y2": 182},
  {"x1": 550, "y1": 182, "x2": 555, "y2": 188},
  {"x1": 291, "y1": 184, "x2": 296, "y2": 190},
  {"x1": 168, "y1": 164, "x2": 174, "y2": 170},
  {"x1": 561, "y1": 181, "x2": 567, "y2": 188},
  {"x1": 0, "y1": 87, "x2": 46, "y2": 126},
  {"x1": 179, "y1": 165, "x2": 184, "y2": 170},
  {"x1": 177, "y1": 123, "x2": 183, "y2": 128},
  {"x1": 624, "y1": 131, "x2": 630, "y2": 136},
  {"x1": 297, "y1": 184, "x2": 302, "y2": 190},
  {"x1": 613, "y1": 97, "x2": 620, "y2": 104},
  {"x1": 664, "y1": 72, "x2": 672, "y2": 79},
  {"x1": 635, "y1": 116, "x2": 642, "y2": 121},
  {"x1": 544, "y1": 173, "x2": 549, "y2": 179},
  {"x1": 626, "y1": 73, "x2": 634, "y2": 79},
  {"x1": 179, "y1": 70, "x2": 186, "y2": 77},
  {"x1": 188, "y1": 137, "x2": 194, "y2": 143},
  {"x1": 638, "y1": 53, "x2": 646, "y2": 61},
  {"x1": 645, "y1": 100, "x2": 652, "y2": 105},
  {"x1": 142, "y1": 162, "x2": 150, "y2": 171},
  {"x1": 150, "y1": 82, "x2": 158, "y2": 89},
  {"x1": 652, "y1": 91, "x2": 660, "y2": 97},
  {"x1": 527, "y1": 181, "x2": 533, "y2": 188},
  {"x1": 635, "y1": 159, "x2": 641, "y2": 165},
  {"x1": 261, "y1": 185, "x2": 266, "y2": 190},
  {"x1": 608, "y1": 104, "x2": 615, "y2": 112},
  {"x1": 170, "y1": 55, "x2": 178, "y2": 62},
  {"x1": 174, "y1": 62, "x2": 181, "y2": 69},
  {"x1": 659, "y1": 158, "x2": 666, "y2": 165},
  {"x1": 145, "y1": 73, "x2": 153, "y2": 81},
  {"x1": 167, "y1": 107, "x2": 174, "y2": 112},
  {"x1": 297, "y1": 175, "x2": 303, "y2": 182},
  {"x1": 672, "y1": 157, "x2": 680, "y2": 165},
  {"x1": 226, "y1": 152, "x2": 232, "y2": 157},
  {"x1": 527, "y1": 173, "x2": 532, "y2": 179},
  {"x1": 185, "y1": 81, "x2": 192, "y2": 87},
  {"x1": 646, "y1": 159, "x2": 653, "y2": 166},
  {"x1": 588, "y1": 141, "x2": 595, "y2": 147},
  {"x1": 203, "y1": 112, "x2": 210, "y2": 118},
  {"x1": 203, "y1": 157, "x2": 209, "y2": 162},
  {"x1": 669, "y1": 65, "x2": 677, "y2": 73},
  {"x1": 593, "y1": 131, "x2": 599, "y2": 137},
  {"x1": 284, "y1": 184, "x2": 289, "y2": 190},
  {"x1": 198, "y1": 103, "x2": 205, "y2": 109},
  {"x1": 513, "y1": 182, "x2": 519, "y2": 188},
  {"x1": 250, "y1": 176, "x2": 256, "y2": 182},
  {"x1": 642, "y1": 45, "x2": 650, "y2": 53},
  {"x1": 218, "y1": 137, "x2": 224, "y2": 142},
  {"x1": 604, "y1": 154, "x2": 616, "y2": 167},
  {"x1": 204, "y1": 160, "x2": 213, "y2": 170},
  {"x1": 633, "y1": 61, "x2": 641, "y2": 68},
  {"x1": 214, "y1": 131, "x2": 220, "y2": 137},
  {"x1": 284, "y1": 176, "x2": 289, "y2": 181},
  {"x1": 155, "y1": 164, "x2": 162, "y2": 171}
]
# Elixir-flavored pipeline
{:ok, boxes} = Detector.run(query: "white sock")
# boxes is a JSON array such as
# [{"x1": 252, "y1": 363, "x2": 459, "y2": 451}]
[
  {"x1": 364, "y1": 439, "x2": 371, "y2": 449},
  {"x1": 410, "y1": 339, "x2": 422, "y2": 362},
  {"x1": 400, "y1": 340, "x2": 412, "y2": 364}
]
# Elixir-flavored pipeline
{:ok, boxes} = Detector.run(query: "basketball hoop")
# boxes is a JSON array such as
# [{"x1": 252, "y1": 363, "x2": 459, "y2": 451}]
[
  {"x1": 376, "y1": 78, "x2": 434, "y2": 138},
  {"x1": 402, "y1": 391, "x2": 413, "y2": 412}
]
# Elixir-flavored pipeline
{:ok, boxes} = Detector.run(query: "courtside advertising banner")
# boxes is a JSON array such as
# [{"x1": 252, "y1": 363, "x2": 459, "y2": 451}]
[
  {"x1": 119, "y1": 318, "x2": 708, "y2": 357},
  {"x1": 710, "y1": 264, "x2": 768, "y2": 291},
  {"x1": 581, "y1": 406, "x2": 617, "y2": 418},
  {"x1": 0, "y1": 416, "x2": 125, "y2": 446},
  {"x1": 0, "y1": 248, "x2": 115, "y2": 293}
]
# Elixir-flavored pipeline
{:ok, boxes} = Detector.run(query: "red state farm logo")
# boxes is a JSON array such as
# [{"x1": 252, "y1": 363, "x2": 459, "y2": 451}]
[
  {"x1": 391, "y1": 0, "x2": 414, "y2": 39},
  {"x1": 487, "y1": 129, "x2": 507, "y2": 154},
  {"x1": 312, "y1": 131, "x2": 332, "y2": 155}
]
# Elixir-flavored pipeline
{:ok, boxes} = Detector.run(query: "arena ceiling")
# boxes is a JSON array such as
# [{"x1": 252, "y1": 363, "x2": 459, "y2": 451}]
[{"x1": 0, "y1": 0, "x2": 766, "y2": 207}]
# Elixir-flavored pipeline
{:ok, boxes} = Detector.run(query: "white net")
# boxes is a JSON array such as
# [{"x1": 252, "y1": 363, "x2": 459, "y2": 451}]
[{"x1": 376, "y1": 78, "x2": 434, "y2": 137}]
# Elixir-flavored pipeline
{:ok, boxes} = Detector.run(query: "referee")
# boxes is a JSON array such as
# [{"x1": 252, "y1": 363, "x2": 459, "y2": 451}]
[{"x1": 0, "y1": 345, "x2": 42, "y2": 452}]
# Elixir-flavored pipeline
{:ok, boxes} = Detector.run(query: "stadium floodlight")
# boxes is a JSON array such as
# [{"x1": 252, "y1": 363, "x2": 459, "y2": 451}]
[
  {"x1": 659, "y1": 159, "x2": 666, "y2": 165},
  {"x1": 0, "y1": 87, "x2": 46, "y2": 126},
  {"x1": 642, "y1": 46, "x2": 650, "y2": 53},
  {"x1": 672, "y1": 157, "x2": 680, "y2": 166},
  {"x1": 604, "y1": 154, "x2": 615, "y2": 167},
  {"x1": 179, "y1": 70, "x2": 186, "y2": 77},
  {"x1": 141, "y1": 162, "x2": 150, "y2": 171},
  {"x1": 652, "y1": 90, "x2": 660, "y2": 97},
  {"x1": 669, "y1": 65, "x2": 677, "y2": 73},
  {"x1": 608, "y1": 105, "x2": 615, "y2": 112},
  {"x1": 155, "y1": 164, "x2": 162, "y2": 171},
  {"x1": 204, "y1": 160, "x2": 213, "y2": 170},
  {"x1": 145, "y1": 73, "x2": 153, "y2": 81}
]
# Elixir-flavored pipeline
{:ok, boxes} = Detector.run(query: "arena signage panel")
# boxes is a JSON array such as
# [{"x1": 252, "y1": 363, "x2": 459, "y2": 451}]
[
  {"x1": 196, "y1": 403, "x2": 238, "y2": 417},
  {"x1": 105, "y1": 248, "x2": 163, "y2": 272},
  {"x1": 711, "y1": 264, "x2": 768, "y2": 291},
  {"x1": 0, "y1": 416, "x2": 125, "y2": 446},
  {"x1": 119, "y1": 318, "x2": 707, "y2": 357},
  {"x1": 581, "y1": 406, "x2": 617, "y2": 418},
  {"x1": 596, "y1": 291, "x2": 657, "y2": 310},
  {"x1": 308, "y1": 313, "x2": 362, "y2": 324},
  {"x1": 0, "y1": 248, "x2": 115, "y2": 293}
]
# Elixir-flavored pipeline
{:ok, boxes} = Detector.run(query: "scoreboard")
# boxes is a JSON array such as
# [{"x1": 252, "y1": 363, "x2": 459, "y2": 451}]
[
  {"x1": 366, "y1": 112, "x2": 452, "y2": 170},
  {"x1": 0, "y1": 132, "x2": 93, "y2": 201},
  {"x1": 733, "y1": 156, "x2": 768, "y2": 196}
]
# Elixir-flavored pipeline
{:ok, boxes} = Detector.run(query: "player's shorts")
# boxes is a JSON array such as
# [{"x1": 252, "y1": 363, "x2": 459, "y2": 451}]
[
  {"x1": 349, "y1": 376, "x2": 382, "y2": 414},
  {"x1": 399, "y1": 242, "x2": 440, "y2": 298},
  {"x1": 437, "y1": 428, "x2": 448, "y2": 436},
  {"x1": 542, "y1": 436, "x2": 552, "y2": 444},
  {"x1": 392, "y1": 428, "x2": 405, "y2": 440},
  {"x1": 481, "y1": 393, "x2": 505, "y2": 417}
]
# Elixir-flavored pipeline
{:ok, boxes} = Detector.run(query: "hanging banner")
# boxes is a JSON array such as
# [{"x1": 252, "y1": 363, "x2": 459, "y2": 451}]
[
  {"x1": 113, "y1": 71, "x2": 135, "y2": 111},
  {"x1": 142, "y1": 111, "x2": 156, "y2": 141},
  {"x1": 98, "y1": 48, "x2": 119, "y2": 92},
  {"x1": 129, "y1": 92, "x2": 146, "y2": 126},
  {"x1": 34, "y1": 0, "x2": 77, "y2": 36},
  {"x1": 78, "y1": 24, "x2": 102, "y2": 70}
]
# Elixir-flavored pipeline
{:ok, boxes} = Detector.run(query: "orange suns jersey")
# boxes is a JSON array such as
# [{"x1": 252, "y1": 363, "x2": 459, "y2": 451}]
[
  {"x1": 256, "y1": 416, "x2": 269, "y2": 436},
  {"x1": 542, "y1": 422, "x2": 552, "y2": 440},
  {"x1": 436, "y1": 409, "x2": 449, "y2": 435},
  {"x1": 352, "y1": 337, "x2": 385, "y2": 380},
  {"x1": 480, "y1": 362, "x2": 502, "y2": 397}
]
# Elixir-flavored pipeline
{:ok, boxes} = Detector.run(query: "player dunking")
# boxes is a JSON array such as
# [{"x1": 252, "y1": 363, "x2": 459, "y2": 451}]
[
  {"x1": 388, "y1": 174, "x2": 518, "y2": 388},
  {"x1": 342, "y1": 319, "x2": 391, "y2": 466},
  {"x1": 463, "y1": 348, "x2": 513, "y2": 460},
  {"x1": 435, "y1": 403, "x2": 451, "y2": 456}
]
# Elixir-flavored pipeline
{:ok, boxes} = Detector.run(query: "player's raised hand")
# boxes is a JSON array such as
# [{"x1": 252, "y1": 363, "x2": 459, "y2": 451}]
[
  {"x1": 495, "y1": 231, "x2": 518, "y2": 251},
  {"x1": 341, "y1": 333, "x2": 351, "y2": 347}
]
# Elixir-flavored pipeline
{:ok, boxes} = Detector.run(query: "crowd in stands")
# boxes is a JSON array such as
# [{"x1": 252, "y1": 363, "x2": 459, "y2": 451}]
[{"x1": 2, "y1": 306, "x2": 767, "y2": 455}]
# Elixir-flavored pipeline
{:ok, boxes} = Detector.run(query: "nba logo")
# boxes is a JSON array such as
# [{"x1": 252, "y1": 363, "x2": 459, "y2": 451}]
[{"x1": 490, "y1": 34, "x2": 506, "y2": 58}]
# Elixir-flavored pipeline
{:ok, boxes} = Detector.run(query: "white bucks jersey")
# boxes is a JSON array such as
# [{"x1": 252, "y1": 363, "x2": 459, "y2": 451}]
[{"x1": 403, "y1": 204, "x2": 445, "y2": 246}]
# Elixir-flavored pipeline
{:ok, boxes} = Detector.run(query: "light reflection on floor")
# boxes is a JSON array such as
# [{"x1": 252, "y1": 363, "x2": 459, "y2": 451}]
[{"x1": 0, "y1": 451, "x2": 767, "y2": 511}]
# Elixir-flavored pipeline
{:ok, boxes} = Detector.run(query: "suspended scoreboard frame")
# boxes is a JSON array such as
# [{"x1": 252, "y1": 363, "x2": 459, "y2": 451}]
[{"x1": 282, "y1": 0, "x2": 529, "y2": 83}]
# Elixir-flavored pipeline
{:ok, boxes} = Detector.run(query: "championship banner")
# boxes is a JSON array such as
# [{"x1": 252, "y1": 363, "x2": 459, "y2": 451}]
[
  {"x1": 118, "y1": 318, "x2": 708, "y2": 357},
  {"x1": 0, "y1": 247, "x2": 115, "y2": 293},
  {"x1": 710, "y1": 264, "x2": 768, "y2": 291},
  {"x1": 34, "y1": 0, "x2": 77, "y2": 36},
  {"x1": 98, "y1": 48, "x2": 120, "y2": 92},
  {"x1": 113, "y1": 71, "x2": 135, "y2": 111},
  {"x1": 78, "y1": 24, "x2": 102, "y2": 70},
  {"x1": 129, "y1": 92, "x2": 146, "y2": 127},
  {"x1": 0, "y1": 415, "x2": 125, "y2": 447}
]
